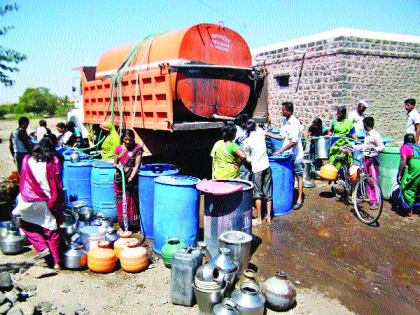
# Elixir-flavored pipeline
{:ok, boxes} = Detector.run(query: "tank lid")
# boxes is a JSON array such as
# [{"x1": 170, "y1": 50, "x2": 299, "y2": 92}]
[
  {"x1": 269, "y1": 152, "x2": 295, "y2": 161},
  {"x1": 196, "y1": 179, "x2": 244, "y2": 195},
  {"x1": 381, "y1": 145, "x2": 400, "y2": 154},
  {"x1": 67, "y1": 160, "x2": 93, "y2": 167},
  {"x1": 219, "y1": 231, "x2": 252, "y2": 244},
  {"x1": 93, "y1": 159, "x2": 115, "y2": 168},
  {"x1": 154, "y1": 175, "x2": 199, "y2": 186},
  {"x1": 139, "y1": 164, "x2": 178, "y2": 177}
]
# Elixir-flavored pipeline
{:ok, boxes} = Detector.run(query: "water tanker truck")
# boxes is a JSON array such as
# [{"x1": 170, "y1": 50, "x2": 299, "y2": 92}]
[{"x1": 69, "y1": 23, "x2": 268, "y2": 176}]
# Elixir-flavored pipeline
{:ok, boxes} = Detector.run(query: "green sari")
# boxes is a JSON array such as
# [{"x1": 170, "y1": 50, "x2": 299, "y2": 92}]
[
  {"x1": 401, "y1": 144, "x2": 420, "y2": 209},
  {"x1": 328, "y1": 118, "x2": 355, "y2": 169},
  {"x1": 101, "y1": 122, "x2": 120, "y2": 159},
  {"x1": 210, "y1": 140, "x2": 241, "y2": 179}
]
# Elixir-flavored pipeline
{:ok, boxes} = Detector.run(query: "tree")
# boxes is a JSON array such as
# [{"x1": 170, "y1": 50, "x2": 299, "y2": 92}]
[
  {"x1": 0, "y1": 3, "x2": 26, "y2": 87},
  {"x1": 16, "y1": 87, "x2": 58, "y2": 115}
]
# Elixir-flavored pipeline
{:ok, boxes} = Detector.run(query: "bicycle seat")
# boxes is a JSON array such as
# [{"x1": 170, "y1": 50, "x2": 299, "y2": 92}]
[{"x1": 334, "y1": 155, "x2": 348, "y2": 162}]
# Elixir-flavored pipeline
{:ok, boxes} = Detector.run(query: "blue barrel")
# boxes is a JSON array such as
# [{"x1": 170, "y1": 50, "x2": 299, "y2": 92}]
[
  {"x1": 269, "y1": 153, "x2": 294, "y2": 216},
  {"x1": 153, "y1": 176, "x2": 200, "y2": 254},
  {"x1": 200, "y1": 179, "x2": 254, "y2": 258},
  {"x1": 138, "y1": 164, "x2": 179, "y2": 239},
  {"x1": 67, "y1": 160, "x2": 93, "y2": 207},
  {"x1": 60, "y1": 149, "x2": 89, "y2": 194},
  {"x1": 91, "y1": 159, "x2": 118, "y2": 223},
  {"x1": 269, "y1": 130, "x2": 284, "y2": 152}
]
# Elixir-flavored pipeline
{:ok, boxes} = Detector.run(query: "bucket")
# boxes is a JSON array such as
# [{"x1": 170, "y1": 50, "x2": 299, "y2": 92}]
[
  {"x1": 219, "y1": 231, "x2": 252, "y2": 278},
  {"x1": 138, "y1": 164, "x2": 179, "y2": 239},
  {"x1": 378, "y1": 146, "x2": 400, "y2": 199},
  {"x1": 67, "y1": 160, "x2": 93, "y2": 207},
  {"x1": 314, "y1": 138, "x2": 330, "y2": 160},
  {"x1": 269, "y1": 153, "x2": 294, "y2": 216},
  {"x1": 91, "y1": 159, "x2": 117, "y2": 223},
  {"x1": 153, "y1": 176, "x2": 200, "y2": 254},
  {"x1": 198, "y1": 179, "x2": 253, "y2": 258}
]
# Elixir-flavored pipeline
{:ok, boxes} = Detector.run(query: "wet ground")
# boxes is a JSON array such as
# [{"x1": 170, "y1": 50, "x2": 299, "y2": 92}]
[{"x1": 250, "y1": 180, "x2": 420, "y2": 315}]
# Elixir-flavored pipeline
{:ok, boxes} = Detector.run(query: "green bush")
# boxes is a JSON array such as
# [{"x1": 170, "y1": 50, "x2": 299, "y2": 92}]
[{"x1": 0, "y1": 107, "x2": 7, "y2": 118}]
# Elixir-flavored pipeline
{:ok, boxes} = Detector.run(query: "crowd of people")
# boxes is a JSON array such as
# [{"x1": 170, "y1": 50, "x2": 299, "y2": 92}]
[{"x1": 6, "y1": 96, "x2": 420, "y2": 269}]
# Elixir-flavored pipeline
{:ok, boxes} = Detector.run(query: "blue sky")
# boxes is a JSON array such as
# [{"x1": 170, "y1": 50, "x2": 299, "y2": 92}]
[{"x1": 1, "y1": 0, "x2": 419, "y2": 103}]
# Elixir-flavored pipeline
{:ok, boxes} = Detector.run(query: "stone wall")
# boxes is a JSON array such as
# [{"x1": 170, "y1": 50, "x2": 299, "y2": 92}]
[{"x1": 252, "y1": 29, "x2": 420, "y2": 141}]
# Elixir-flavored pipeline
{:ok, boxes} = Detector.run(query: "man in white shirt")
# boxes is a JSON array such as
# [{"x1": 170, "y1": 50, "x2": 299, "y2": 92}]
[
  {"x1": 268, "y1": 102, "x2": 304, "y2": 210},
  {"x1": 243, "y1": 120, "x2": 273, "y2": 226},
  {"x1": 234, "y1": 114, "x2": 251, "y2": 181},
  {"x1": 405, "y1": 98, "x2": 420, "y2": 144},
  {"x1": 348, "y1": 100, "x2": 369, "y2": 133}
]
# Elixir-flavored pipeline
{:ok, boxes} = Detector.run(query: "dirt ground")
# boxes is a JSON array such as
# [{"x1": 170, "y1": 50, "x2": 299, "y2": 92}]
[{"x1": 1, "y1": 117, "x2": 419, "y2": 315}]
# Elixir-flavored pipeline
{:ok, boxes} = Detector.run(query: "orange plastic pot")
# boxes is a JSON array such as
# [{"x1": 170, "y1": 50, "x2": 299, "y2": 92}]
[
  {"x1": 320, "y1": 164, "x2": 338, "y2": 181},
  {"x1": 119, "y1": 240, "x2": 148, "y2": 273},
  {"x1": 349, "y1": 164, "x2": 361, "y2": 182},
  {"x1": 87, "y1": 241, "x2": 116, "y2": 273},
  {"x1": 114, "y1": 231, "x2": 137, "y2": 259}
]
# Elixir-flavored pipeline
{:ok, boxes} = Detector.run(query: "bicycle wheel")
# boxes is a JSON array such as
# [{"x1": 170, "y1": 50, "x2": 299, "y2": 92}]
[
  {"x1": 352, "y1": 175, "x2": 383, "y2": 224},
  {"x1": 332, "y1": 177, "x2": 347, "y2": 200}
]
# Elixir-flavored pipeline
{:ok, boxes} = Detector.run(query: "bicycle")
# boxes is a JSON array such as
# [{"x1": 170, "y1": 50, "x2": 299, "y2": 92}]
[{"x1": 331, "y1": 147, "x2": 383, "y2": 225}]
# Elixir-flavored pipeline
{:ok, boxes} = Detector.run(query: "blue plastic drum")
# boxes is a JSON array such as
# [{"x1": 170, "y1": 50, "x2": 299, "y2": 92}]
[
  {"x1": 67, "y1": 160, "x2": 93, "y2": 207},
  {"x1": 269, "y1": 130, "x2": 284, "y2": 152},
  {"x1": 153, "y1": 175, "x2": 200, "y2": 254},
  {"x1": 269, "y1": 153, "x2": 294, "y2": 216},
  {"x1": 60, "y1": 149, "x2": 89, "y2": 194},
  {"x1": 138, "y1": 164, "x2": 179, "y2": 239},
  {"x1": 91, "y1": 159, "x2": 118, "y2": 223}
]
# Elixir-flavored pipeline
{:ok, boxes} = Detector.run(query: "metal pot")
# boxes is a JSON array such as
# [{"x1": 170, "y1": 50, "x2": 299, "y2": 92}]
[
  {"x1": 64, "y1": 241, "x2": 88, "y2": 269},
  {"x1": 77, "y1": 207, "x2": 95, "y2": 222},
  {"x1": 261, "y1": 271, "x2": 297, "y2": 311},
  {"x1": 67, "y1": 200, "x2": 88, "y2": 214},
  {"x1": 193, "y1": 280, "x2": 227, "y2": 315},
  {"x1": 79, "y1": 226, "x2": 106, "y2": 252},
  {"x1": 314, "y1": 137, "x2": 330, "y2": 160},
  {"x1": 1, "y1": 230, "x2": 24, "y2": 255},
  {"x1": 303, "y1": 159, "x2": 316, "y2": 188},
  {"x1": 104, "y1": 227, "x2": 120, "y2": 248},
  {"x1": 70, "y1": 151, "x2": 80, "y2": 163},
  {"x1": 11, "y1": 215, "x2": 30, "y2": 245},
  {"x1": 93, "y1": 213, "x2": 112, "y2": 230},
  {"x1": 208, "y1": 248, "x2": 238, "y2": 289},
  {"x1": 231, "y1": 281, "x2": 266, "y2": 315},
  {"x1": 0, "y1": 221, "x2": 13, "y2": 239},
  {"x1": 213, "y1": 298, "x2": 240, "y2": 315},
  {"x1": 218, "y1": 231, "x2": 252, "y2": 278}
]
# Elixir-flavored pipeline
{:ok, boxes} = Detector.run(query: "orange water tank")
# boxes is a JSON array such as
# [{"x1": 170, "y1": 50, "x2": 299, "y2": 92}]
[
  {"x1": 119, "y1": 240, "x2": 148, "y2": 273},
  {"x1": 87, "y1": 241, "x2": 116, "y2": 273},
  {"x1": 94, "y1": 23, "x2": 252, "y2": 119}
]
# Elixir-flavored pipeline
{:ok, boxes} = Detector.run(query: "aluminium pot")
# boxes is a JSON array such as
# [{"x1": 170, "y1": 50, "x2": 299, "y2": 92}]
[
  {"x1": 77, "y1": 207, "x2": 95, "y2": 222},
  {"x1": 231, "y1": 281, "x2": 265, "y2": 315},
  {"x1": 314, "y1": 137, "x2": 330, "y2": 160},
  {"x1": 218, "y1": 231, "x2": 252, "y2": 278},
  {"x1": 261, "y1": 271, "x2": 297, "y2": 311},
  {"x1": 0, "y1": 230, "x2": 24, "y2": 255},
  {"x1": 64, "y1": 241, "x2": 88, "y2": 269},
  {"x1": 0, "y1": 221, "x2": 13, "y2": 239},
  {"x1": 193, "y1": 280, "x2": 227, "y2": 315},
  {"x1": 213, "y1": 298, "x2": 240, "y2": 315},
  {"x1": 208, "y1": 248, "x2": 238, "y2": 290}
]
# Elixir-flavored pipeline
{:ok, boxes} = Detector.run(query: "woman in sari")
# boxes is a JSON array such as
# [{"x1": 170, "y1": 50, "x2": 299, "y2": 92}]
[
  {"x1": 211, "y1": 124, "x2": 247, "y2": 179},
  {"x1": 12, "y1": 137, "x2": 65, "y2": 270},
  {"x1": 328, "y1": 106, "x2": 359, "y2": 169},
  {"x1": 100, "y1": 121, "x2": 120, "y2": 159},
  {"x1": 113, "y1": 129, "x2": 143, "y2": 232},
  {"x1": 397, "y1": 134, "x2": 420, "y2": 220}
]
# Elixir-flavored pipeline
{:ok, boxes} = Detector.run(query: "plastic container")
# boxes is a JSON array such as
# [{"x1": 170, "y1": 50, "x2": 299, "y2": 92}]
[
  {"x1": 319, "y1": 163, "x2": 338, "y2": 181},
  {"x1": 269, "y1": 131, "x2": 284, "y2": 152},
  {"x1": 87, "y1": 241, "x2": 116, "y2": 273},
  {"x1": 67, "y1": 160, "x2": 93, "y2": 207},
  {"x1": 378, "y1": 146, "x2": 400, "y2": 199},
  {"x1": 138, "y1": 164, "x2": 179, "y2": 239},
  {"x1": 161, "y1": 238, "x2": 186, "y2": 268},
  {"x1": 269, "y1": 153, "x2": 294, "y2": 216},
  {"x1": 198, "y1": 179, "x2": 253, "y2": 257},
  {"x1": 349, "y1": 164, "x2": 361, "y2": 182},
  {"x1": 153, "y1": 176, "x2": 200, "y2": 254},
  {"x1": 91, "y1": 159, "x2": 117, "y2": 222},
  {"x1": 113, "y1": 231, "x2": 137, "y2": 259},
  {"x1": 170, "y1": 246, "x2": 203, "y2": 306},
  {"x1": 119, "y1": 240, "x2": 148, "y2": 273}
]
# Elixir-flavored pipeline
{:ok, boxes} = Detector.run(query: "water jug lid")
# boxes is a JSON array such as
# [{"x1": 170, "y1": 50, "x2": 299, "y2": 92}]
[{"x1": 219, "y1": 231, "x2": 252, "y2": 244}]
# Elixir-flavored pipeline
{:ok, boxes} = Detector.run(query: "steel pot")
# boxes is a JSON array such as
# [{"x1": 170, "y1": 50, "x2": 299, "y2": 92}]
[
  {"x1": 67, "y1": 200, "x2": 88, "y2": 214},
  {"x1": 70, "y1": 151, "x2": 80, "y2": 163},
  {"x1": 231, "y1": 281, "x2": 265, "y2": 315},
  {"x1": 261, "y1": 271, "x2": 297, "y2": 311},
  {"x1": 64, "y1": 241, "x2": 87, "y2": 269},
  {"x1": 213, "y1": 298, "x2": 240, "y2": 315},
  {"x1": 0, "y1": 221, "x2": 13, "y2": 239},
  {"x1": 93, "y1": 213, "x2": 112, "y2": 229},
  {"x1": 60, "y1": 212, "x2": 78, "y2": 237},
  {"x1": 79, "y1": 226, "x2": 106, "y2": 252},
  {"x1": 208, "y1": 248, "x2": 238, "y2": 290},
  {"x1": 10, "y1": 215, "x2": 30, "y2": 245},
  {"x1": 314, "y1": 137, "x2": 330, "y2": 160},
  {"x1": 77, "y1": 207, "x2": 95, "y2": 222},
  {"x1": 193, "y1": 280, "x2": 227, "y2": 315},
  {"x1": 0, "y1": 230, "x2": 24, "y2": 255},
  {"x1": 218, "y1": 231, "x2": 252, "y2": 278},
  {"x1": 104, "y1": 227, "x2": 120, "y2": 248}
]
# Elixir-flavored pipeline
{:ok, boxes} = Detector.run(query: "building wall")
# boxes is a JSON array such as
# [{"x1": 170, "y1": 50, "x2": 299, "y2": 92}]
[{"x1": 252, "y1": 29, "x2": 420, "y2": 140}]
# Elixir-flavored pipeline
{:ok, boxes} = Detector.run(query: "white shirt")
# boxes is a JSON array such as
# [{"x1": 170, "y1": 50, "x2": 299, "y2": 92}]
[
  {"x1": 406, "y1": 109, "x2": 420, "y2": 136},
  {"x1": 12, "y1": 158, "x2": 57, "y2": 231},
  {"x1": 352, "y1": 129, "x2": 385, "y2": 161},
  {"x1": 280, "y1": 115, "x2": 304, "y2": 160},
  {"x1": 348, "y1": 110, "x2": 365, "y2": 132},
  {"x1": 234, "y1": 125, "x2": 247, "y2": 149},
  {"x1": 243, "y1": 127, "x2": 270, "y2": 173}
]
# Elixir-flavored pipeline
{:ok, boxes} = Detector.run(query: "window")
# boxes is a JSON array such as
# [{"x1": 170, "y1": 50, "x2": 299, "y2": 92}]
[{"x1": 275, "y1": 74, "x2": 290, "y2": 91}]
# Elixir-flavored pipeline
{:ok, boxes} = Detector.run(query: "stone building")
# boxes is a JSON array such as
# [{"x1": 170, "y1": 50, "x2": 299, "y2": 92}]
[{"x1": 251, "y1": 28, "x2": 420, "y2": 140}]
